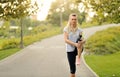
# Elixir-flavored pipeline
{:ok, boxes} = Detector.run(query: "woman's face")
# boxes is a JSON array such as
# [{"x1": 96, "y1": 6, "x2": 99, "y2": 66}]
[{"x1": 70, "y1": 15, "x2": 77, "y2": 28}]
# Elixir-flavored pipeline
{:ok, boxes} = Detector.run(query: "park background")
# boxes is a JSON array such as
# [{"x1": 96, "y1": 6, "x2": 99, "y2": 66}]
[{"x1": 0, "y1": 0, "x2": 120, "y2": 77}]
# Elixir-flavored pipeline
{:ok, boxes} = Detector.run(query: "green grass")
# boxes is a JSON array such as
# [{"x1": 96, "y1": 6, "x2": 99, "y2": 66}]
[
  {"x1": 85, "y1": 52, "x2": 120, "y2": 77},
  {"x1": 0, "y1": 48, "x2": 20, "y2": 60},
  {"x1": 85, "y1": 26, "x2": 120, "y2": 77}
]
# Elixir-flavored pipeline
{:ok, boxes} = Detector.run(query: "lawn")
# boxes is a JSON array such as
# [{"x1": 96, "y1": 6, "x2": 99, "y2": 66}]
[
  {"x1": 0, "y1": 48, "x2": 20, "y2": 60},
  {"x1": 85, "y1": 52, "x2": 120, "y2": 77}
]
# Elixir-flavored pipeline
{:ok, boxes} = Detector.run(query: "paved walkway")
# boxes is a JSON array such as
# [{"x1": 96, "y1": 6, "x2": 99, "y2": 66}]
[{"x1": 0, "y1": 24, "x2": 119, "y2": 77}]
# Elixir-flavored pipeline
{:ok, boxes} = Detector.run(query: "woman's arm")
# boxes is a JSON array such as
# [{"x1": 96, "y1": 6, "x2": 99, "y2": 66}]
[
  {"x1": 64, "y1": 32, "x2": 78, "y2": 47},
  {"x1": 79, "y1": 32, "x2": 86, "y2": 44}
]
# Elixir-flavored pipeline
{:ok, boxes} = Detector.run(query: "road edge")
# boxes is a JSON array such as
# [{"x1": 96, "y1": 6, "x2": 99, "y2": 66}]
[{"x1": 81, "y1": 52, "x2": 99, "y2": 77}]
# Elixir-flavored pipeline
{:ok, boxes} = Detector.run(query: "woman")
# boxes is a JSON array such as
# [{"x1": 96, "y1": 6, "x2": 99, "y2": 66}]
[{"x1": 63, "y1": 13, "x2": 85, "y2": 77}]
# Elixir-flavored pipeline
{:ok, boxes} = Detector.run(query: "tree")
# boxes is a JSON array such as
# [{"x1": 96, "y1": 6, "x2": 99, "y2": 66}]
[
  {"x1": 76, "y1": 0, "x2": 120, "y2": 23},
  {"x1": 47, "y1": 0, "x2": 86, "y2": 26},
  {"x1": 0, "y1": 0, "x2": 38, "y2": 48}
]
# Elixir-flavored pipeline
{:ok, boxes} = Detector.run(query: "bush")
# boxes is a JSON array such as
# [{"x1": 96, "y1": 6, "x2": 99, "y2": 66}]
[
  {"x1": 23, "y1": 26, "x2": 61, "y2": 46},
  {"x1": 31, "y1": 25, "x2": 50, "y2": 34},
  {"x1": 85, "y1": 26, "x2": 120, "y2": 55},
  {"x1": 1, "y1": 38, "x2": 19, "y2": 50}
]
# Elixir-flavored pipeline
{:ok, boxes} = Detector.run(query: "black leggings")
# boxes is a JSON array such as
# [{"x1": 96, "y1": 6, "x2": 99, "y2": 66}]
[{"x1": 67, "y1": 48, "x2": 77, "y2": 74}]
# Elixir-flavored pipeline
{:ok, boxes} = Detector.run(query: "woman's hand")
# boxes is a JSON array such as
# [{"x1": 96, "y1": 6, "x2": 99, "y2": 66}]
[
  {"x1": 75, "y1": 42, "x2": 81, "y2": 48},
  {"x1": 77, "y1": 40, "x2": 86, "y2": 48}
]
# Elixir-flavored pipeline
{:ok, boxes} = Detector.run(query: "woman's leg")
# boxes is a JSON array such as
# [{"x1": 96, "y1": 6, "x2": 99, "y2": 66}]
[
  {"x1": 67, "y1": 51, "x2": 76, "y2": 77},
  {"x1": 76, "y1": 40, "x2": 85, "y2": 65},
  {"x1": 77, "y1": 46, "x2": 82, "y2": 58},
  {"x1": 76, "y1": 45, "x2": 83, "y2": 65},
  {"x1": 70, "y1": 74, "x2": 75, "y2": 77}
]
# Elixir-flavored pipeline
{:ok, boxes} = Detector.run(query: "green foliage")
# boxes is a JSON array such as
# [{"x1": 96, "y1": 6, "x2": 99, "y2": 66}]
[
  {"x1": 85, "y1": 26, "x2": 120, "y2": 55},
  {"x1": 0, "y1": 29, "x2": 8, "y2": 38},
  {"x1": 76, "y1": 0, "x2": 120, "y2": 23},
  {"x1": 78, "y1": 12, "x2": 86, "y2": 25},
  {"x1": 0, "y1": 21, "x2": 10, "y2": 37},
  {"x1": 0, "y1": 0, "x2": 39, "y2": 49},
  {"x1": 31, "y1": 25, "x2": 50, "y2": 34},
  {"x1": 80, "y1": 21, "x2": 99, "y2": 28},
  {"x1": 0, "y1": 39, "x2": 5, "y2": 49},
  {"x1": 23, "y1": 26, "x2": 61, "y2": 46},
  {"x1": 85, "y1": 52, "x2": 120, "y2": 77},
  {"x1": 0, "y1": 0, "x2": 38, "y2": 20},
  {"x1": 2, "y1": 21, "x2": 10, "y2": 28},
  {"x1": 1, "y1": 38, "x2": 19, "y2": 50},
  {"x1": 0, "y1": 26, "x2": 61, "y2": 60},
  {"x1": 47, "y1": 0, "x2": 86, "y2": 26},
  {"x1": 0, "y1": 17, "x2": 43, "y2": 38},
  {"x1": 0, "y1": 26, "x2": 61, "y2": 50}
]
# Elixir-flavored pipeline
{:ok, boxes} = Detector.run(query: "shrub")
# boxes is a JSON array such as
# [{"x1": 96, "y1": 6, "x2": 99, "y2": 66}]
[
  {"x1": 85, "y1": 26, "x2": 120, "y2": 55},
  {"x1": 1, "y1": 38, "x2": 19, "y2": 50}
]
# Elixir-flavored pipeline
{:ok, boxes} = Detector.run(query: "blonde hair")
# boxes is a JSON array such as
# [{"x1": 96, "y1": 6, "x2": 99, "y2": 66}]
[{"x1": 66, "y1": 13, "x2": 78, "y2": 33}]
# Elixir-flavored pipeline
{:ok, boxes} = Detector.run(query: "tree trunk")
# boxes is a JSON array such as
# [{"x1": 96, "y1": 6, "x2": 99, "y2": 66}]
[{"x1": 20, "y1": 18, "x2": 24, "y2": 48}]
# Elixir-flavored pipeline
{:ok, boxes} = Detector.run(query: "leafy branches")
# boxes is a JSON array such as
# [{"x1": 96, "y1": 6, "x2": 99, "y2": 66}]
[
  {"x1": 0, "y1": 0, "x2": 38, "y2": 20},
  {"x1": 76, "y1": 0, "x2": 120, "y2": 23}
]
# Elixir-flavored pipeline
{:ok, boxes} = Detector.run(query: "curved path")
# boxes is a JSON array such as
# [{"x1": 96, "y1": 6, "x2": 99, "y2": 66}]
[{"x1": 0, "y1": 24, "x2": 119, "y2": 77}]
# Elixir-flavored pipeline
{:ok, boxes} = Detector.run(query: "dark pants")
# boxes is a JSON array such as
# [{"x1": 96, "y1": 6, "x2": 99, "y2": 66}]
[{"x1": 67, "y1": 48, "x2": 77, "y2": 74}]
